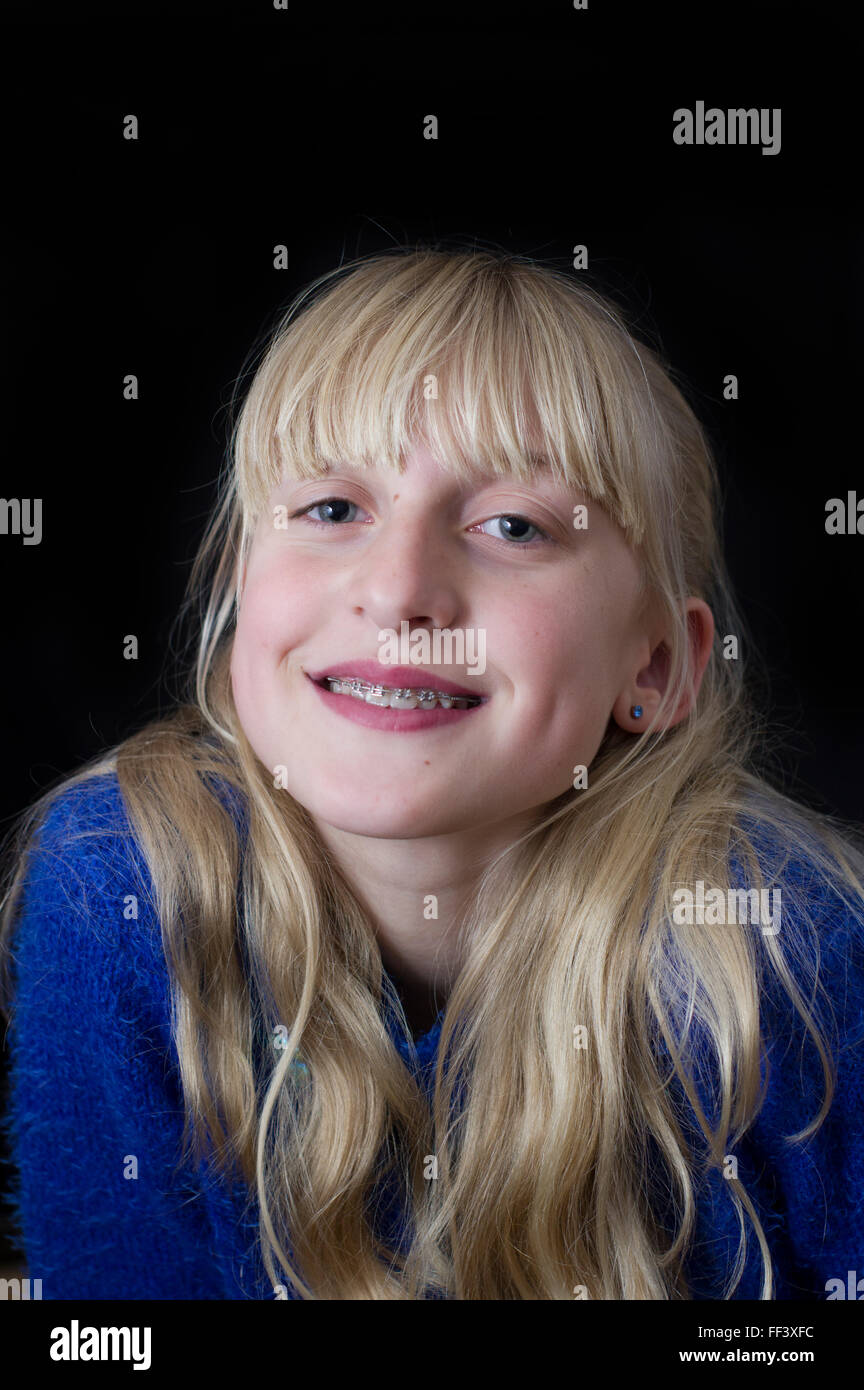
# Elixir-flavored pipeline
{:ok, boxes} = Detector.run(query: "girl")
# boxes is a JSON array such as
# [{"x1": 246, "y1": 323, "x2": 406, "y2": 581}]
[{"x1": 2, "y1": 246, "x2": 863, "y2": 1300}]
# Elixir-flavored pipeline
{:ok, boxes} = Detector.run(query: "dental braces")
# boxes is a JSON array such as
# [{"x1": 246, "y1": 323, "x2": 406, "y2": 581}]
[{"x1": 323, "y1": 676, "x2": 482, "y2": 709}]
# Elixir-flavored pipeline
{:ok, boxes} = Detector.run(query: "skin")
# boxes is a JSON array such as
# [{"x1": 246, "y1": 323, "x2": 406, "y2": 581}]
[{"x1": 230, "y1": 441, "x2": 714, "y2": 1034}]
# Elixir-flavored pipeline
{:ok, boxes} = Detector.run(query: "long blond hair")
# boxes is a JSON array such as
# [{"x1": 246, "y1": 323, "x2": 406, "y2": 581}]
[{"x1": 3, "y1": 245, "x2": 863, "y2": 1299}]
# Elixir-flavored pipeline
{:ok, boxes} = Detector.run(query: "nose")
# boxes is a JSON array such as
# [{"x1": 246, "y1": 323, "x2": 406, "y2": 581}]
[{"x1": 348, "y1": 509, "x2": 463, "y2": 634}]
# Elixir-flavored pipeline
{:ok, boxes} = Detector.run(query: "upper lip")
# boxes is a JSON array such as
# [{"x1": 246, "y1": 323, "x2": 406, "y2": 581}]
[{"x1": 305, "y1": 660, "x2": 485, "y2": 697}]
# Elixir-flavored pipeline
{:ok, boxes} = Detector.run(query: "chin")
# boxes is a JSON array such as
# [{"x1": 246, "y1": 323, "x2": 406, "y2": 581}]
[{"x1": 301, "y1": 796, "x2": 474, "y2": 841}]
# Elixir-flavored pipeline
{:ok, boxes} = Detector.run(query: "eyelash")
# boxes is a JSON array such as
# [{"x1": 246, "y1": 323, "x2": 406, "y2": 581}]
[{"x1": 289, "y1": 498, "x2": 553, "y2": 546}]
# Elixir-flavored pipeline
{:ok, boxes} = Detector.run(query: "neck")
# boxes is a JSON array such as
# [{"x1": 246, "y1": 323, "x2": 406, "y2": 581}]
[{"x1": 312, "y1": 811, "x2": 535, "y2": 1027}]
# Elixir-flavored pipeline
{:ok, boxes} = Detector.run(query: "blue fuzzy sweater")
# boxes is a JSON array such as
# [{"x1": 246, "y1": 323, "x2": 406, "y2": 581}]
[{"x1": 3, "y1": 772, "x2": 864, "y2": 1300}]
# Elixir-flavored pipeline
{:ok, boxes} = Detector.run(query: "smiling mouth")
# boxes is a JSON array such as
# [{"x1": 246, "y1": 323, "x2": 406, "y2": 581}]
[{"x1": 315, "y1": 675, "x2": 483, "y2": 710}]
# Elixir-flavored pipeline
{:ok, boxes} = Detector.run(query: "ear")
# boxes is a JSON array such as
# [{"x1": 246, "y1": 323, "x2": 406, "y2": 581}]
[{"x1": 611, "y1": 599, "x2": 715, "y2": 733}]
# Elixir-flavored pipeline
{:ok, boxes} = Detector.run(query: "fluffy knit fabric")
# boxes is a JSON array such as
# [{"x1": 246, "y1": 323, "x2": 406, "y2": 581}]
[{"x1": 2, "y1": 771, "x2": 863, "y2": 1300}]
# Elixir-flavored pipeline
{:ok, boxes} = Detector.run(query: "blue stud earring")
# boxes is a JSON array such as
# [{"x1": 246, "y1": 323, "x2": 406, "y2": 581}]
[{"x1": 631, "y1": 705, "x2": 643, "y2": 719}]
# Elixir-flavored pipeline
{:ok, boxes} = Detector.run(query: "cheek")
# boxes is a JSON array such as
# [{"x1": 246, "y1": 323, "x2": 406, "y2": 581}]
[
  {"x1": 493, "y1": 592, "x2": 562, "y2": 667},
  {"x1": 230, "y1": 578, "x2": 286, "y2": 718},
  {"x1": 229, "y1": 626, "x2": 257, "y2": 733},
  {"x1": 501, "y1": 585, "x2": 629, "y2": 756},
  {"x1": 239, "y1": 572, "x2": 277, "y2": 644},
  {"x1": 500, "y1": 590, "x2": 615, "y2": 695},
  {"x1": 235, "y1": 564, "x2": 307, "y2": 659}
]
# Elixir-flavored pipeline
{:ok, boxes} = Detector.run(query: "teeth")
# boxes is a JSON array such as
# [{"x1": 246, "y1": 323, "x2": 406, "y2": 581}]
[{"x1": 322, "y1": 677, "x2": 481, "y2": 710}]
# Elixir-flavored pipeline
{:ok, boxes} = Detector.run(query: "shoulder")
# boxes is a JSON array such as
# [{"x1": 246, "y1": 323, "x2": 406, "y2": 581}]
[
  {"x1": 664, "y1": 813, "x2": 864, "y2": 1173},
  {"x1": 679, "y1": 820, "x2": 864, "y2": 1296},
  {"x1": 756, "y1": 863, "x2": 864, "y2": 1142},
  {"x1": 738, "y1": 819, "x2": 864, "y2": 1053},
  {"x1": 7, "y1": 769, "x2": 167, "y2": 1010},
  {"x1": 2, "y1": 768, "x2": 237, "y2": 1298},
  {"x1": 21, "y1": 767, "x2": 148, "y2": 881},
  {"x1": 739, "y1": 826, "x2": 864, "y2": 1272},
  {"x1": 14, "y1": 759, "x2": 246, "y2": 936}
]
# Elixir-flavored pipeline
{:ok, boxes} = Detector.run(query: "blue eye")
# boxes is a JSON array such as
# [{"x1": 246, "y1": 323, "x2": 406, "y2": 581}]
[
  {"x1": 475, "y1": 514, "x2": 549, "y2": 544},
  {"x1": 290, "y1": 499, "x2": 551, "y2": 545},
  {"x1": 295, "y1": 498, "x2": 361, "y2": 525}
]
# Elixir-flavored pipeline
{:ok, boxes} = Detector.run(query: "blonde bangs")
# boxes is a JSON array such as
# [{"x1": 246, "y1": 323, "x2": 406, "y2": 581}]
[{"x1": 233, "y1": 250, "x2": 658, "y2": 545}]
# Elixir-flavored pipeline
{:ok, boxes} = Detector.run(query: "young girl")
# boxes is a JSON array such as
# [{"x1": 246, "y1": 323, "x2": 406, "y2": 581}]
[{"x1": 2, "y1": 246, "x2": 863, "y2": 1301}]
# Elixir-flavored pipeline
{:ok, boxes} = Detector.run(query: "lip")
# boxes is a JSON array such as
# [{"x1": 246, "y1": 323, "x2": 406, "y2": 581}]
[
  {"x1": 304, "y1": 660, "x2": 485, "y2": 698},
  {"x1": 303, "y1": 662, "x2": 488, "y2": 734}
]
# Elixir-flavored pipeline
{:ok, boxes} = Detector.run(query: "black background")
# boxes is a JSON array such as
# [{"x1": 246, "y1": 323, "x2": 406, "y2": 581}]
[{"x1": 1, "y1": 0, "x2": 861, "y2": 1269}]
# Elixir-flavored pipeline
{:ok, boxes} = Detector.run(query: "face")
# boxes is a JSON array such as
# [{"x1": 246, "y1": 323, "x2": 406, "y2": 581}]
[{"x1": 230, "y1": 441, "x2": 651, "y2": 840}]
